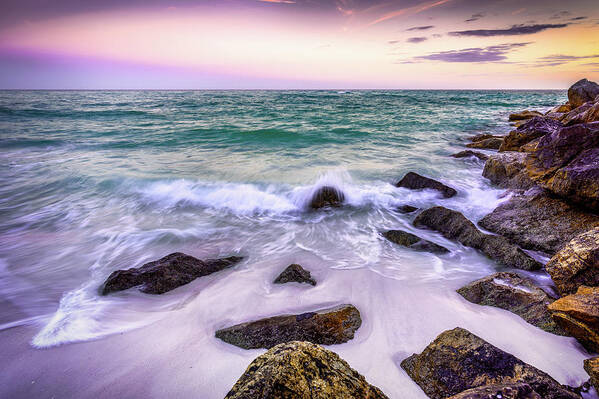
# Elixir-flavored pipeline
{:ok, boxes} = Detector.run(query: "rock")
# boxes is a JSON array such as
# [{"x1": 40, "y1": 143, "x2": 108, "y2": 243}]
[
  {"x1": 383, "y1": 230, "x2": 449, "y2": 254},
  {"x1": 509, "y1": 110, "x2": 543, "y2": 121},
  {"x1": 273, "y1": 264, "x2": 316, "y2": 286},
  {"x1": 452, "y1": 150, "x2": 489, "y2": 161},
  {"x1": 413, "y1": 206, "x2": 541, "y2": 270},
  {"x1": 215, "y1": 304, "x2": 361, "y2": 349},
  {"x1": 395, "y1": 172, "x2": 457, "y2": 198},
  {"x1": 584, "y1": 357, "x2": 599, "y2": 392},
  {"x1": 546, "y1": 227, "x2": 599, "y2": 296},
  {"x1": 102, "y1": 252, "x2": 243, "y2": 295},
  {"x1": 400, "y1": 327, "x2": 579, "y2": 399},
  {"x1": 224, "y1": 341, "x2": 389, "y2": 399},
  {"x1": 548, "y1": 286, "x2": 599, "y2": 352},
  {"x1": 568, "y1": 78, "x2": 599, "y2": 108},
  {"x1": 457, "y1": 272, "x2": 565, "y2": 335},
  {"x1": 466, "y1": 137, "x2": 503, "y2": 150},
  {"x1": 479, "y1": 193, "x2": 599, "y2": 255},
  {"x1": 396, "y1": 204, "x2": 418, "y2": 213},
  {"x1": 548, "y1": 103, "x2": 572, "y2": 114},
  {"x1": 447, "y1": 383, "x2": 541, "y2": 399},
  {"x1": 468, "y1": 133, "x2": 500, "y2": 142},
  {"x1": 482, "y1": 152, "x2": 535, "y2": 190},
  {"x1": 310, "y1": 186, "x2": 345, "y2": 209},
  {"x1": 499, "y1": 117, "x2": 562, "y2": 152},
  {"x1": 561, "y1": 102, "x2": 594, "y2": 126}
]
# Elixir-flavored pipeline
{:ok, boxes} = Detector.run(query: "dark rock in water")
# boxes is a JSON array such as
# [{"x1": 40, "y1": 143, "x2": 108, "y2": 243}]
[
  {"x1": 466, "y1": 137, "x2": 503, "y2": 150},
  {"x1": 383, "y1": 230, "x2": 449, "y2": 254},
  {"x1": 224, "y1": 341, "x2": 389, "y2": 399},
  {"x1": 447, "y1": 383, "x2": 541, "y2": 399},
  {"x1": 509, "y1": 110, "x2": 543, "y2": 121},
  {"x1": 215, "y1": 304, "x2": 361, "y2": 349},
  {"x1": 396, "y1": 172, "x2": 457, "y2": 198},
  {"x1": 499, "y1": 117, "x2": 562, "y2": 152},
  {"x1": 482, "y1": 152, "x2": 535, "y2": 190},
  {"x1": 102, "y1": 252, "x2": 243, "y2": 295},
  {"x1": 585, "y1": 356, "x2": 599, "y2": 392},
  {"x1": 400, "y1": 327, "x2": 580, "y2": 399},
  {"x1": 546, "y1": 227, "x2": 599, "y2": 296},
  {"x1": 457, "y1": 272, "x2": 565, "y2": 335},
  {"x1": 568, "y1": 78, "x2": 599, "y2": 108},
  {"x1": 396, "y1": 204, "x2": 418, "y2": 213},
  {"x1": 413, "y1": 206, "x2": 541, "y2": 270},
  {"x1": 310, "y1": 186, "x2": 345, "y2": 209},
  {"x1": 468, "y1": 133, "x2": 501, "y2": 142},
  {"x1": 479, "y1": 193, "x2": 599, "y2": 255},
  {"x1": 273, "y1": 264, "x2": 316, "y2": 286},
  {"x1": 452, "y1": 150, "x2": 489, "y2": 161}
]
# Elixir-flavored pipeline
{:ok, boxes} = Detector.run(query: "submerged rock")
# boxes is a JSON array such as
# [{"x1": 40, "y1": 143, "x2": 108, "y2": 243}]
[
  {"x1": 383, "y1": 230, "x2": 449, "y2": 254},
  {"x1": 479, "y1": 194, "x2": 599, "y2": 255},
  {"x1": 400, "y1": 327, "x2": 580, "y2": 399},
  {"x1": 102, "y1": 252, "x2": 243, "y2": 295},
  {"x1": 310, "y1": 186, "x2": 345, "y2": 209},
  {"x1": 457, "y1": 272, "x2": 565, "y2": 335},
  {"x1": 482, "y1": 152, "x2": 535, "y2": 190},
  {"x1": 395, "y1": 172, "x2": 457, "y2": 198},
  {"x1": 215, "y1": 304, "x2": 361, "y2": 349},
  {"x1": 546, "y1": 227, "x2": 599, "y2": 296},
  {"x1": 396, "y1": 204, "x2": 418, "y2": 213},
  {"x1": 568, "y1": 78, "x2": 599, "y2": 108},
  {"x1": 451, "y1": 150, "x2": 489, "y2": 161},
  {"x1": 499, "y1": 117, "x2": 562, "y2": 152},
  {"x1": 413, "y1": 206, "x2": 541, "y2": 270},
  {"x1": 224, "y1": 341, "x2": 389, "y2": 399},
  {"x1": 548, "y1": 286, "x2": 599, "y2": 353},
  {"x1": 466, "y1": 137, "x2": 503, "y2": 150},
  {"x1": 585, "y1": 357, "x2": 599, "y2": 392},
  {"x1": 447, "y1": 383, "x2": 541, "y2": 399},
  {"x1": 273, "y1": 264, "x2": 316, "y2": 286},
  {"x1": 509, "y1": 110, "x2": 543, "y2": 121}
]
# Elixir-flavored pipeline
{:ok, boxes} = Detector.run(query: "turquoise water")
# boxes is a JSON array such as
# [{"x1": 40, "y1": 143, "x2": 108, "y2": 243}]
[{"x1": 2, "y1": 90, "x2": 594, "y2": 398}]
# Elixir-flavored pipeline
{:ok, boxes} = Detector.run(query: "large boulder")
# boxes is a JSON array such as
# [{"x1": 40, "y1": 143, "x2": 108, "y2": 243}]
[
  {"x1": 499, "y1": 117, "x2": 562, "y2": 152},
  {"x1": 585, "y1": 357, "x2": 599, "y2": 392},
  {"x1": 395, "y1": 172, "x2": 457, "y2": 198},
  {"x1": 509, "y1": 110, "x2": 543, "y2": 121},
  {"x1": 400, "y1": 327, "x2": 579, "y2": 399},
  {"x1": 224, "y1": 341, "x2": 389, "y2": 399},
  {"x1": 102, "y1": 252, "x2": 243, "y2": 295},
  {"x1": 548, "y1": 286, "x2": 599, "y2": 353},
  {"x1": 447, "y1": 383, "x2": 541, "y2": 399},
  {"x1": 273, "y1": 264, "x2": 316, "y2": 286},
  {"x1": 482, "y1": 152, "x2": 535, "y2": 190},
  {"x1": 466, "y1": 137, "x2": 503, "y2": 150},
  {"x1": 546, "y1": 227, "x2": 599, "y2": 296},
  {"x1": 479, "y1": 194, "x2": 599, "y2": 255},
  {"x1": 457, "y1": 272, "x2": 565, "y2": 335},
  {"x1": 382, "y1": 229, "x2": 449, "y2": 254},
  {"x1": 413, "y1": 206, "x2": 541, "y2": 270},
  {"x1": 215, "y1": 304, "x2": 361, "y2": 349},
  {"x1": 568, "y1": 78, "x2": 599, "y2": 108},
  {"x1": 310, "y1": 186, "x2": 345, "y2": 209},
  {"x1": 563, "y1": 102, "x2": 599, "y2": 126}
]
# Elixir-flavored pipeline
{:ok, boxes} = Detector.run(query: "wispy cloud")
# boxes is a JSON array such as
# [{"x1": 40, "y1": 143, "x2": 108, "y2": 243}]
[
  {"x1": 367, "y1": 0, "x2": 452, "y2": 27},
  {"x1": 258, "y1": 0, "x2": 296, "y2": 3},
  {"x1": 465, "y1": 13, "x2": 485, "y2": 22},
  {"x1": 407, "y1": 37, "x2": 428, "y2": 43},
  {"x1": 406, "y1": 25, "x2": 434, "y2": 31},
  {"x1": 529, "y1": 53, "x2": 599, "y2": 67},
  {"x1": 449, "y1": 24, "x2": 568, "y2": 37},
  {"x1": 406, "y1": 42, "x2": 531, "y2": 63}
]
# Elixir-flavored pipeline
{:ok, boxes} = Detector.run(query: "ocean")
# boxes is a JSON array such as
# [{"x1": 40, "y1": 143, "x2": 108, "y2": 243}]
[{"x1": 0, "y1": 90, "x2": 593, "y2": 397}]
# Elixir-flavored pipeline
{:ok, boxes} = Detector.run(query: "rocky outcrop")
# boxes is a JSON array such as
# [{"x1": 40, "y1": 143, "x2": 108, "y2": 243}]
[
  {"x1": 585, "y1": 357, "x2": 599, "y2": 392},
  {"x1": 102, "y1": 252, "x2": 243, "y2": 295},
  {"x1": 568, "y1": 78, "x2": 599, "y2": 108},
  {"x1": 563, "y1": 102, "x2": 599, "y2": 126},
  {"x1": 457, "y1": 272, "x2": 565, "y2": 335},
  {"x1": 396, "y1": 172, "x2": 457, "y2": 198},
  {"x1": 499, "y1": 117, "x2": 562, "y2": 152},
  {"x1": 452, "y1": 150, "x2": 489, "y2": 161},
  {"x1": 548, "y1": 286, "x2": 599, "y2": 352},
  {"x1": 273, "y1": 264, "x2": 316, "y2": 286},
  {"x1": 548, "y1": 103, "x2": 572, "y2": 114},
  {"x1": 545, "y1": 227, "x2": 599, "y2": 296},
  {"x1": 396, "y1": 204, "x2": 418, "y2": 213},
  {"x1": 479, "y1": 194, "x2": 599, "y2": 255},
  {"x1": 509, "y1": 110, "x2": 543, "y2": 121},
  {"x1": 413, "y1": 206, "x2": 541, "y2": 270},
  {"x1": 468, "y1": 133, "x2": 501, "y2": 142},
  {"x1": 400, "y1": 327, "x2": 579, "y2": 399},
  {"x1": 310, "y1": 186, "x2": 345, "y2": 209},
  {"x1": 482, "y1": 152, "x2": 535, "y2": 190},
  {"x1": 224, "y1": 341, "x2": 389, "y2": 399},
  {"x1": 447, "y1": 383, "x2": 541, "y2": 399},
  {"x1": 466, "y1": 137, "x2": 503, "y2": 150},
  {"x1": 215, "y1": 304, "x2": 361, "y2": 349},
  {"x1": 383, "y1": 230, "x2": 449, "y2": 254}
]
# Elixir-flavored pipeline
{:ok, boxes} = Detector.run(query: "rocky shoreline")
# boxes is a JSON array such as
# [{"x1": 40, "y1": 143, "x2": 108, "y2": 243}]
[{"x1": 98, "y1": 78, "x2": 599, "y2": 398}]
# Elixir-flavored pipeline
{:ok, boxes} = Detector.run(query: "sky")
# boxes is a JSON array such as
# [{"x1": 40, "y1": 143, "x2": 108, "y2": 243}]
[{"x1": 0, "y1": 0, "x2": 598, "y2": 89}]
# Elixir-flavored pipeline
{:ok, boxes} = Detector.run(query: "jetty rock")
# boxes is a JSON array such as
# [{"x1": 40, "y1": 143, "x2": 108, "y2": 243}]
[
  {"x1": 568, "y1": 78, "x2": 599, "y2": 108},
  {"x1": 309, "y1": 186, "x2": 345, "y2": 209},
  {"x1": 585, "y1": 357, "x2": 599, "y2": 392},
  {"x1": 447, "y1": 383, "x2": 541, "y2": 399},
  {"x1": 383, "y1": 229, "x2": 449, "y2": 254},
  {"x1": 396, "y1": 172, "x2": 457, "y2": 198},
  {"x1": 273, "y1": 264, "x2": 316, "y2": 286},
  {"x1": 451, "y1": 150, "x2": 489, "y2": 161},
  {"x1": 466, "y1": 137, "x2": 503, "y2": 150},
  {"x1": 482, "y1": 152, "x2": 535, "y2": 190},
  {"x1": 499, "y1": 117, "x2": 562, "y2": 152},
  {"x1": 508, "y1": 110, "x2": 542, "y2": 121}
]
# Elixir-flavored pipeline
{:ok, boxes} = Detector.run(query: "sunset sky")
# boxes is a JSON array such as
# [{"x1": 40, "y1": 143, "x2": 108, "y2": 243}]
[{"x1": 1, "y1": 0, "x2": 598, "y2": 89}]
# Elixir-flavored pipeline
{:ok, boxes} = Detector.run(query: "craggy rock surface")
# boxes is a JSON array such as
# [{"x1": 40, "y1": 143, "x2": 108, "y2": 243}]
[
  {"x1": 585, "y1": 356, "x2": 599, "y2": 392},
  {"x1": 468, "y1": 133, "x2": 502, "y2": 142},
  {"x1": 215, "y1": 304, "x2": 361, "y2": 349},
  {"x1": 396, "y1": 172, "x2": 457, "y2": 198},
  {"x1": 273, "y1": 264, "x2": 316, "y2": 286},
  {"x1": 546, "y1": 227, "x2": 599, "y2": 295},
  {"x1": 568, "y1": 78, "x2": 599, "y2": 108},
  {"x1": 479, "y1": 194, "x2": 599, "y2": 255},
  {"x1": 563, "y1": 102, "x2": 599, "y2": 126},
  {"x1": 396, "y1": 204, "x2": 418, "y2": 213},
  {"x1": 225, "y1": 341, "x2": 389, "y2": 399},
  {"x1": 413, "y1": 206, "x2": 541, "y2": 270},
  {"x1": 447, "y1": 383, "x2": 541, "y2": 399},
  {"x1": 400, "y1": 327, "x2": 580, "y2": 399},
  {"x1": 102, "y1": 252, "x2": 243, "y2": 295},
  {"x1": 499, "y1": 117, "x2": 562, "y2": 152},
  {"x1": 383, "y1": 229, "x2": 449, "y2": 254},
  {"x1": 548, "y1": 286, "x2": 599, "y2": 353},
  {"x1": 452, "y1": 150, "x2": 489, "y2": 161},
  {"x1": 482, "y1": 152, "x2": 535, "y2": 190},
  {"x1": 466, "y1": 137, "x2": 503, "y2": 150},
  {"x1": 509, "y1": 110, "x2": 543, "y2": 121},
  {"x1": 457, "y1": 272, "x2": 565, "y2": 335},
  {"x1": 309, "y1": 186, "x2": 345, "y2": 209}
]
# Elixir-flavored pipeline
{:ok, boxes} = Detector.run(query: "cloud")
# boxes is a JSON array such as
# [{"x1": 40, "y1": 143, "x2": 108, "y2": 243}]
[
  {"x1": 569, "y1": 16, "x2": 587, "y2": 21},
  {"x1": 367, "y1": 0, "x2": 452, "y2": 27},
  {"x1": 550, "y1": 11, "x2": 570, "y2": 19},
  {"x1": 530, "y1": 53, "x2": 599, "y2": 67},
  {"x1": 465, "y1": 13, "x2": 484, "y2": 22},
  {"x1": 388, "y1": 40, "x2": 400, "y2": 44},
  {"x1": 407, "y1": 36, "x2": 428, "y2": 43},
  {"x1": 406, "y1": 25, "x2": 434, "y2": 31},
  {"x1": 409, "y1": 42, "x2": 531, "y2": 63},
  {"x1": 258, "y1": 0, "x2": 296, "y2": 3},
  {"x1": 449, "y1": 24, "x2": 568, "y2": 37}
]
